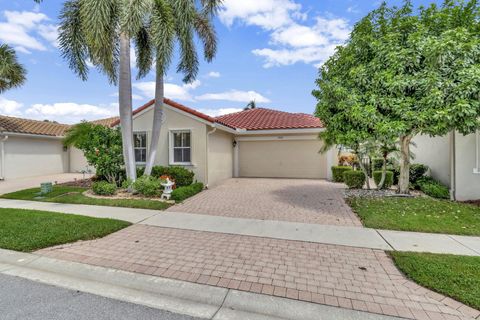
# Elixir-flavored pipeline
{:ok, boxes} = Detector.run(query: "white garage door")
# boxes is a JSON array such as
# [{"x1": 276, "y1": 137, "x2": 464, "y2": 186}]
[{"x1": 239, "y1": 139, "x2": 327, "y2": 179}]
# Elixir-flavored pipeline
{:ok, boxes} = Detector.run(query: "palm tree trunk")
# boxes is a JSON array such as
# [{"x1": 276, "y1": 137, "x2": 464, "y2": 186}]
[
  {"x1": 377, "y1": 153, "x2": 387, "y2": 189},
  {"x1": 357, "y1": 153, "x2": 370, "y2": 190},
  {"x1": 118, "y1": 32, "x2": 136, "y2": 182},
  {"x1": 144, "y1": 64, "x2": 164, "y2": 176},
  {"x1": 398, "y1": 134, "x2": 412, "y2": 194}
]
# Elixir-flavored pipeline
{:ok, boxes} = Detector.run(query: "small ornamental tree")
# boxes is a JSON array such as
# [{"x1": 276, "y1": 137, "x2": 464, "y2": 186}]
[
  {"x1": 64, "y1": 122, "x2": 124, "y2": 184},
  {"x1": 314, "y1": 0, "x2": 480, "y2": 194}
]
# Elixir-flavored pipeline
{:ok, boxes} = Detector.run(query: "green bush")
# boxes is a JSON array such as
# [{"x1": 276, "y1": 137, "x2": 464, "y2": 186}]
[
  {"x1": 373, "y1": 170, "x2": 394, "y2": 189},
  {"x1": 151, "y1": 166, "x2": 195, "y2": 187},
  {"x1": 171, "y1": 183, "x2": 204, "y2": 202},
  {"x1": 92, "y1": 181, "x2": 117, "y2": 196},
  {"x1": 133, "y1": 176, "x2": 162, "y2": 197},
  {"x1": 417, "y1": 177, "x2": 450, "y2": 199},
  {"x1": 332, "y1": 166, "x2": 352, "y2": 182},
  {"x1": 410, "y1": 164, "x2": 429, "y2": 186},
  {"x1": 343, "y1": 171, "x2": 366, "y2": 189}
]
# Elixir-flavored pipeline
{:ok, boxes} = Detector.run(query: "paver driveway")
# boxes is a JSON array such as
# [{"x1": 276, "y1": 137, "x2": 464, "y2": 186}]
[
  {"x1": 168, "y1": 178, "x2": 362, "y2": 226},
  {"x1": 39, "y1": 225, "x2": 479, "y2": 320}
]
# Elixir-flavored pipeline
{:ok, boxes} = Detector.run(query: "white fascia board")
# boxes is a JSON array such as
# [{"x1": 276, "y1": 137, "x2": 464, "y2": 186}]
[{"x1": 3, "y1": 132, "x2": 65, "y2": 140}]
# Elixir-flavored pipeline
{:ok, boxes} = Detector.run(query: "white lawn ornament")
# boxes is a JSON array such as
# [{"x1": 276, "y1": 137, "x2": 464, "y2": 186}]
[{"x1": 161, "y1": 178, "x2": 175, "y2": 200}]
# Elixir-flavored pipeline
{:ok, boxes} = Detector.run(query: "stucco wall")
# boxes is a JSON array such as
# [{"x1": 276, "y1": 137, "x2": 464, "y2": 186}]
[
  {"x1": 454, "y1": 132, "x2": 480, "y2": 201},
  {"x1": 208, "y1": 130, "x2": 233, "y2": 186},
  {"x1": 412, "y1": 134, "x2": 451, "y2": 186},
  {"x1": 238, "y1": 136, "x2": 327, "y2": 179},
  {"x1": 69, "y1": 147, "x2": 95, "y2": 174},
  {"x1": 133, "y1": 105, "x2": 208, "y2": 184},
  {"x1": 3, "y1": 136, "x2": 68, "y2": 179}
]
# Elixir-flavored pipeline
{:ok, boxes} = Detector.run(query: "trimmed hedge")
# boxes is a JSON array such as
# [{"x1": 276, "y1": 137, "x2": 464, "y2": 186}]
[
  {"x1": 133, "y1": 175, "x2": 161, "y2": 197},
  {"x1": 343, "y1": 170, "x2": 365, "y2": 189},
  {"x1": 151, "y1": 166, "x2": 194, "y2": 187},
  {"x1": 417, "y1": 177, "x2": 450, "y2": 199},
  {"x1": 332, "y1": 166, "x2": 352, "y2": 182},
  {"x1": 373, "y1": 170, "x2": 394, "y2": 189},
  {"x1": 92, "y1": 181, "x2": 117, "y2": 195},
  {"x1": 171, "y1": 182, "x2": 204, "y2": 202}
]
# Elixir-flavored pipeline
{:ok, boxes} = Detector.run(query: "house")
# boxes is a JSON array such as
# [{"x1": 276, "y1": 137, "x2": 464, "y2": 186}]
[
  {"x1": 0, "y1": 98, "x2": 333, "y2": 186},
  {"x1": 413, "y1": 132, "x2": 480, "y2": 201}
]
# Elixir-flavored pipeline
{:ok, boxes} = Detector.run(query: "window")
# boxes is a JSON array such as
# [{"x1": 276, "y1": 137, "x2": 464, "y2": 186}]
[
  {"x1": 134, "y1": 132, "x2": 147, "y2": 164},
  {"x1": 170, "y1": 130, "x2": 191, "y2": 164}
]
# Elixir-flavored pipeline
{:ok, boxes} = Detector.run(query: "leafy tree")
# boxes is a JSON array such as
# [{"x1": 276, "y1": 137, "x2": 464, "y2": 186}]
[
  {"x1": 141, "y1": 0, "x2": 221, "y2": 176},
  {"x1": 64, "y1": 122, "x2": 124, "y2": 184},
  {"x1": 314, "y1": 0, "x2": 480, "y2": 194},
  {"x1": 0, "y1": 44, "x2": 26, "y2": 93}
]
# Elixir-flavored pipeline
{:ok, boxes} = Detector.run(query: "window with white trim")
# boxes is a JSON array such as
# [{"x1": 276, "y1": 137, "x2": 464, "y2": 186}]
[
  {"x1": 170, "y1": 130, "x2": 191, "y2": 165},
  {"x1": 133, "y1": 132, "x2": 147, "y2": 164}
]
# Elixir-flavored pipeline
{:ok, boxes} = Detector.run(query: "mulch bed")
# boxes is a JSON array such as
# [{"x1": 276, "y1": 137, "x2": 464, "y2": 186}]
[{"x1": 57, "y1": 179, "x2": 93, "y2": 188}]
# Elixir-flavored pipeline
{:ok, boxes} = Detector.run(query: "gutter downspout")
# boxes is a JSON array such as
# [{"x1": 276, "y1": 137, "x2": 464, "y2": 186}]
[
  {"x1": 205, "y1": 126, "x2": 217, "y2": 189},
  {"x1": 0, "y1": 135, "x2": 8, "y2": 180},
  {"x1": 450, "y1": 131, "x2": 456, "y2": 201}
]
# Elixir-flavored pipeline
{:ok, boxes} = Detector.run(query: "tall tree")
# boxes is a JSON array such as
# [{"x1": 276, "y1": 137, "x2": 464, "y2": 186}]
[
  {"x1": 0, "y1": 44, "x2": 26, "y2": 93},
  {"x1": 314, "y1": 0, "x2": 480, "y2": 194},
  {"x1": 58, "y1": 0, "x2": 148, "y2": 182},
  {"x1": 141, "y1": 0, "x2": 221, "y2": 176}
]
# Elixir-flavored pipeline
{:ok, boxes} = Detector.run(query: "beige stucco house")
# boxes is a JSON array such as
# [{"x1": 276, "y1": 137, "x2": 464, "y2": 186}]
[
  {"x1": 0, "y1": 99, "x2": 332, "y2": 186},
  {"x1": 413, "y1": 132, "x2": 480, "y2": 201}
]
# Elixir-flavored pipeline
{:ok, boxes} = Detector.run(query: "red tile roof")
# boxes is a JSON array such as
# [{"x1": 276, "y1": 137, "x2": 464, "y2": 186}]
[
  {"x1": 110, "y1": 98, "x2": 215, "y2": 127},
  {"x1": 91, "y1": 116, "x2": 120, "y2": 127},
  {"x1": 0, "y1": 115, "x2": 70, "y2": 137},
  {"x1": 215, "y1": 108, "x2": 323, "y2": 130}
]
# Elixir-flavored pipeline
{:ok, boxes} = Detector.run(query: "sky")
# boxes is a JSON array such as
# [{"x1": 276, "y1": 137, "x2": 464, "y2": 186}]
[{"x1": 0, "y1": 0, "x2": 442, "y2": 124}]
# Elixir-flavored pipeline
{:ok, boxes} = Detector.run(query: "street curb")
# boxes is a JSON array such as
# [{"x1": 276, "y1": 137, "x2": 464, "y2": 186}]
[{"x1": 0, "y1": 249, "x2": 400, "y2": 320}]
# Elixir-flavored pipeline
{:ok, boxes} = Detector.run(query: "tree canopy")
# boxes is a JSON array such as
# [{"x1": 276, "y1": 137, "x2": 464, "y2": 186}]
[
  {"x1": 313, "y1": 0, "x2": 480, "y2": 193},
  {"x1": 0, "y1": 44, "x2": 26, "y2": 93}
]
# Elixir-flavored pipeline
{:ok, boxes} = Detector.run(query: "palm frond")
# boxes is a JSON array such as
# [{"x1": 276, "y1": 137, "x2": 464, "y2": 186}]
[
  {"x1": 151, "y1": 0, "x2": 175, "y2": 75},
  {"x1": 199, "y1": 0, "x2": 223, "y2": 16},
  {"x1": 134, "y1": 25, "x2": 154, "y2": 79},
  {"x1": 0, "y1": 43, "x2": 26, "y2": 93},
  {"x1": 193, "y1": 11, "x2": 217, "y2": 62},
  {"x1": 120, "y1": 0, "x2": 151, "y2": 37},
  {"x1": 58, "y1": 0, "x2": 89, "y2": 81}
]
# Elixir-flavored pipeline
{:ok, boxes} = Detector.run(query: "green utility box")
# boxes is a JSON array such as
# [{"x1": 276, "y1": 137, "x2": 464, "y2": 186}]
[{"x1": 40, "y1": 182, "x2": 53, "y2": 195}]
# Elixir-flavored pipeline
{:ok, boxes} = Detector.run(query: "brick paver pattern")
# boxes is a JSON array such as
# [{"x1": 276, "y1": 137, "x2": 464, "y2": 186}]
[
  {"x1": 167, "y1": 178, "x2": 362, "y2": 226},
  {"x1": 39, "y1": 225, "x2": 479, "y2": 320}
]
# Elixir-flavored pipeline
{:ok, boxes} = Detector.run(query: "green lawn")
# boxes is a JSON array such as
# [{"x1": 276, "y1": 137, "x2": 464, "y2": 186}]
[
  {"x1": 0, "y1": 208, "x2": 130, "y2": 252},
  {"x1": 1, "y1": 186, "x2": 171, "y2": 210},
  {"x1": 391, "y1": 251, "x2": 480, "y2": 310},
  {"x1": 347, "y1": 197, "x2": 480, "y2": 235}
]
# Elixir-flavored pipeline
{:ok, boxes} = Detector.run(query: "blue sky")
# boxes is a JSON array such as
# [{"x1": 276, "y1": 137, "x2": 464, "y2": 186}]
[{"x1": 0, "y1": 0, "x2": 441, "y2": 124}]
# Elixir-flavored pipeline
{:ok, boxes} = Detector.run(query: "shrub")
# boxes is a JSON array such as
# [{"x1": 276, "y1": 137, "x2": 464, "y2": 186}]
[
  {"x1": 373, "y1": 170, "x2": 394, "y2": 189},
  {"x1": 410, "y1": 164, "x2": 429, "y2": 186},
  {"x1": 171, "y1": 182, "x2": 204, "y2": 202},
  {"x1": 332, "y1": 166, "x2": 352, "y2": 182},
  {"x1": 92, "y1": 181, "x2": 117, "y2": 196},
  {"x1": 151, "y1": 166, "x2": 194, "y2": 187},
  {"x1": 417, "y1": 177, "x2": 450, "y2": 199},
  {"x1": 343, "y1": 170, "x2": 366, "y2": 189},
  {"x1": 133, "y1": 176, "x2": 162, "y2": 197}
]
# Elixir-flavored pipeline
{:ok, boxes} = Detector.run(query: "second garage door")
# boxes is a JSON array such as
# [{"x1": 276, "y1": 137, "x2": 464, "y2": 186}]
[{"x1": 238, "y1": 139, "x2": 327, "y2": 179}]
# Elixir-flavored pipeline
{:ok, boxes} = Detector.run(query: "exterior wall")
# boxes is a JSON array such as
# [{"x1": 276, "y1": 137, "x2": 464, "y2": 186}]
[
  {"x1": 3, "y1": 136, "x2": 68, "y2": 179},
  {"x1": 412, "y1": 134, "x2": 451, "y2": 186},
  {"x1": 238, "y1": 135, "x2": 327, "y2": 179},
  {"x1": 454, "y1": 132, "x2": 480, "y2": 201},
  {"x1": 132, "y1": 105, "x2": 208, "y2": 184},
  {"x1": 207, "y1": 130, "x2": 234, "y2": 186},
  {"x1": 69, "y1": 147, "x2": 95, "y2": 174}
]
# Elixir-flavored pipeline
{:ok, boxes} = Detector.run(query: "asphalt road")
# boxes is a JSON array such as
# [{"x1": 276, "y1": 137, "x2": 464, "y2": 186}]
[{"x1": 0, "y1": 274, "x2": 202, "y2": 320}]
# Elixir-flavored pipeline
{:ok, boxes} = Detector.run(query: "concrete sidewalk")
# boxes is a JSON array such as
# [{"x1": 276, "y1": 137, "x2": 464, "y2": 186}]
[
  {"x1": 0, "y1": 199, "x2": 479, "y2": 256},
  {"x1": 0, "y1": 248, "x2": 400, "y2": 320}
]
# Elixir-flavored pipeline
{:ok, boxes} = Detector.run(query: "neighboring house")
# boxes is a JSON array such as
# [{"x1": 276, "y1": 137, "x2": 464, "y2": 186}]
[
  {"x1": 0, "y1": 99, "x2": 331, "y2": 186},
  {"x1": 413, "y1": 132, "x2": 480, "y2": 201}
]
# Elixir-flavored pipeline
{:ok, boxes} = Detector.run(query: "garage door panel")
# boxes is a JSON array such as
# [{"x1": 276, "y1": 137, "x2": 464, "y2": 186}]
[{"x1": 239, "y1": 140, "x2": 326, "y2": 178}]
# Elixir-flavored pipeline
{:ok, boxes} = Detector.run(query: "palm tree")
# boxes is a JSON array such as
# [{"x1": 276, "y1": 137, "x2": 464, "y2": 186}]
[
  {"x1": 244, "y1": 100, "x2": 256, "y2": 110},
  {"x1": 142, "y1": 0, "x2": 221, "y2": 176},
  {"x1": 58, "y1": 0, "x2": 149, "y2": 182},
  {"x1": 0, "y1": 43, "x2": 26, "y2": 93}
]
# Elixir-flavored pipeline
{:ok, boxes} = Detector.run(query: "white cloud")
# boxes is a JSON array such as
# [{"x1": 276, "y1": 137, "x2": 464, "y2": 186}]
[
  {"x1": 0, "y1": 97, "x2": 23, "y2": 116},
  {"x1": 0, "y1": 10, "x2": 58, "y2": 52},
  {"x1": 197, "y1": 108, "x2": 243, "y2": 117},
  {"x1": 133, "y1": 80, "x2": 201, "y2": 101},
  {"x1": 219, "y1": 0, "x2": 351, "y2": 67},
  {"x1": 207, "y1": 71, "x2": 221, "y2": 78},
  {"x1": 196, "y1": 90, "x2": 270, "y2": 103},
  {"x1": 25, "y1": 102, "x2": 118, "y2": 124}
]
